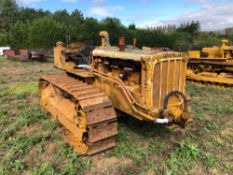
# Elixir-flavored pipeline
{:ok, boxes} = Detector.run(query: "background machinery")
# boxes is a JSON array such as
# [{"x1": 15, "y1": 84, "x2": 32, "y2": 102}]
[
  {"x1": 4, "y1": 49, "x2": 49, "y2": 62},
  {"x1": 187, "y1": 40, "x2": 233, "y2": 86},
  {"x1": 39, "y1": 31, "x2": 191, "y2": 155}
]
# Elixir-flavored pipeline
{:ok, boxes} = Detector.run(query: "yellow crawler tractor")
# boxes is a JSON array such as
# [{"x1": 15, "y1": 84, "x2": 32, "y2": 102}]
[
  {"x1": 39, "y1": 31, "x2": 191, "y2": 155},
  {"x1": 187, "y1": 40, "x2": 233, "y2": 86}
]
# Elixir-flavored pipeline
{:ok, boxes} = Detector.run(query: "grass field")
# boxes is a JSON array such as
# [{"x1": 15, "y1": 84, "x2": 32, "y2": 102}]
[{"x1": 0, "y1": 57, "x2": 233, "y2": 175}]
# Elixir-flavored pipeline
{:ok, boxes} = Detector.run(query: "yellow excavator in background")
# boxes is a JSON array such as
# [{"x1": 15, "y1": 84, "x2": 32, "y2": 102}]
[
  {"x1": 187, "y1": 40, "x2": 233, "y2": 86},
  {"x1": 39, "y1": 31, "x2": 192, "y2": 155}
]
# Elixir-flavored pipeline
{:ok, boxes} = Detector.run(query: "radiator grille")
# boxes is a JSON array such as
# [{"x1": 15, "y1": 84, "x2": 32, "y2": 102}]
[{"x1": 153, "y1": 59, "x2": 186, "y2": 108}]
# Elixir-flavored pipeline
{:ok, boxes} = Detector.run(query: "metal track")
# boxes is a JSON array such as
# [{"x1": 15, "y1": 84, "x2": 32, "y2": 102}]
[
  {"x1": 39, "y1": 74, "x2": 118, "y2": 155},
  {"x1": 186, "y1": 72, "x2": 233, "y2": 87},
  {"x1": 187, "y1": 60, "x2": 233, "y2": 87},
  {"x1": 189, "y1": 60, "x2": 233, "y2": 66}
]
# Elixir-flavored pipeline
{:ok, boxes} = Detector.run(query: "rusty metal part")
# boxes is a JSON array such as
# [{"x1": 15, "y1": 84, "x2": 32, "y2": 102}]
[
  {"x1": 40, "y1": 30, "x2": 192, "y2": 155},
  {"x1": 5, "y1": 49, "x2": 30, "y2": 62},
  {"x1": 56, "y1": 41, "x2": 64, "y2": 47},
  {"x1": 54, "y1": 41, "x2": 92, "y2": 69},
  {"x1": 92, "y1": 47, "x2": 185, "y2": 62},
  {"x1": 118, "y1": 36, "x2": 125, "y2": 52},
  {"x1": 53, "y1": 31, "x2": 190, "y2": 124},
  {"x1": 91, "y1": 48, "x2": 189, "y2": 124},
  {"x1": 163, "y1": 91, "x2": 192, "y2": 125},
  {"x1": 68, "y1": 42, "x2": 86, "y2": 50},
  {"x1": 39, "y1": 74, "x2": 118, "y2": 155},
  {"x1": 5, "y1": 49, "x2": 48, "y2": 62},
  {"x1": 133, "y1": 38, "x2": 137, "y2": 49}
]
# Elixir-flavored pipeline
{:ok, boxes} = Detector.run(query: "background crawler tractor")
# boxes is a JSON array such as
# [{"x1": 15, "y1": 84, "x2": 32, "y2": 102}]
[
  {"x1": 187, "y1": 40, "x2": 233, "y2": 86},
  {"x1": 39, "y1": 31, "x2": 192, "y2": 155}
]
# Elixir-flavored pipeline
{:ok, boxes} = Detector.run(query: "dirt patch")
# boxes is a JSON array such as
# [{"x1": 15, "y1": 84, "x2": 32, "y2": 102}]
[
  {"x1": 220, "y1": 128, "x2": 233, "y2": 138},
  {"x1": 25, "y1": 141, "x2": 58, "y2": 168},
  {"x1": 1, "y1": 58, "x2": 233, "y2": 174},
  {"x1": 40, "y1": 142, "x2": 58, "y2": 162},
  {"x1": 214, "y1": 135, "x2": 225, "y2": 145},
  {"x1": 88, "y1": 156, "x2": 132, "y2": 175},
  {"x1": 189, "y1": 163, "x2": 208, "y2": 175},
  {"x1": 208, "y1": 168, "x2": 222, "y2": 175},
  {"x1": 18, "y1": 125, "x2": 42, "y2": 136}
]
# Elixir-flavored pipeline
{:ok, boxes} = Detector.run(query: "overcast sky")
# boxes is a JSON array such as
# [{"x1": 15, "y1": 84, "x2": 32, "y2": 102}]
[{"x1": 16, "y1": 0, "x2": 233, "y2": 31}]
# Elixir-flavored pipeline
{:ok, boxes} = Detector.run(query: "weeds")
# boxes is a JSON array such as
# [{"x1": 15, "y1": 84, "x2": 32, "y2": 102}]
[
  {"x1": 148, "y1": 139, "x2": 166, "y2": 153},
  {"x1": 31, "y1": 163, "x2": 55, "y2": 175},
  {"x1": 0, "y1": 58, "x2": 233, "y2": 174},
  {"x1": 109, "y1": 139, "x2": 148, "y2": 164},
  {"x1": 0, "y1": 82, "x2": 38, "y2": 97},
  {"x1": 0, "y1": 109, "x2": 9, "y2": 125},
  {"x1": 176, "y1": 141, "x2": 200, "y2": 159},
  {"x1": 202, "y1": 154, "x2": 221, "y2": 168},
  {"x1": 0, "y1": 79, "x2": 7, "y2": 84},
  {"x1": 164, "y1": 141, "x2": 200, "y2": 173}
]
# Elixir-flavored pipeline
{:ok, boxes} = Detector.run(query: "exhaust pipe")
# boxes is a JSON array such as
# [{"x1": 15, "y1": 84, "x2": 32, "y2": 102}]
[
  {"x1": 133, "y1": 37, "x2": 137, "y2": 49},
  {"x1": 118, "y1": 36, "x2": 125, "y2": 51},
  {"x1": 99, "y1": 31, "x2": 110, "y2": 48}
]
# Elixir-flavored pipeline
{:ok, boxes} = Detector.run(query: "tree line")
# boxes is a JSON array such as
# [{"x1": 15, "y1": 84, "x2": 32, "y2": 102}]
[{"x1": 0, "y1": 0, "x2": 232, "y2": 50}]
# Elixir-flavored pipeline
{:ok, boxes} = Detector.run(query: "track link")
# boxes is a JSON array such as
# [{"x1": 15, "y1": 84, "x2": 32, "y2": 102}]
[
  {"x1": 187, "y1": 61, "x2": 233, "y2": 87},
  {"x1": 39, "y1": 74, "x2": 118, "y2": 155},
  {"x1": 186, "y1": 73, "x2": 233, "y2": 87}
]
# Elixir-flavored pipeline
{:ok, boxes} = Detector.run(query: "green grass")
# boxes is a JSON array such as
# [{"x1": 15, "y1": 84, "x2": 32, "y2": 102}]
[
  {"x1": 0, "y1": 58, "x2": 233, "y2": 174},
  {"x1": 106, "y1": 84, "x2": 233, "y2": 174},
  {"x1": 0, "y1": 59, "x2": 93, "y2": 175},
  {"x1": 165, "y1": 141, "x2": 200, "y2": 171},
  {"x1": 0, "y1": 82, "x2": 38, "y2": 97},
  {"x1": 0, "y1": 79, "x2": 7, "y2": 84},
  {"x1": 0, "y1": 105, "x2": 91, "y2": 175}
]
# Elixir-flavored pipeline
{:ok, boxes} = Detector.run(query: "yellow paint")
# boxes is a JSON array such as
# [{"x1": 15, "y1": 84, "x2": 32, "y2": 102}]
[
  {"x1": 187, "y1": 40, "x2": 233, "y2": 85},
  {"x1": 51, "y1": 31, "x2": 190, "y2": 124}
]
